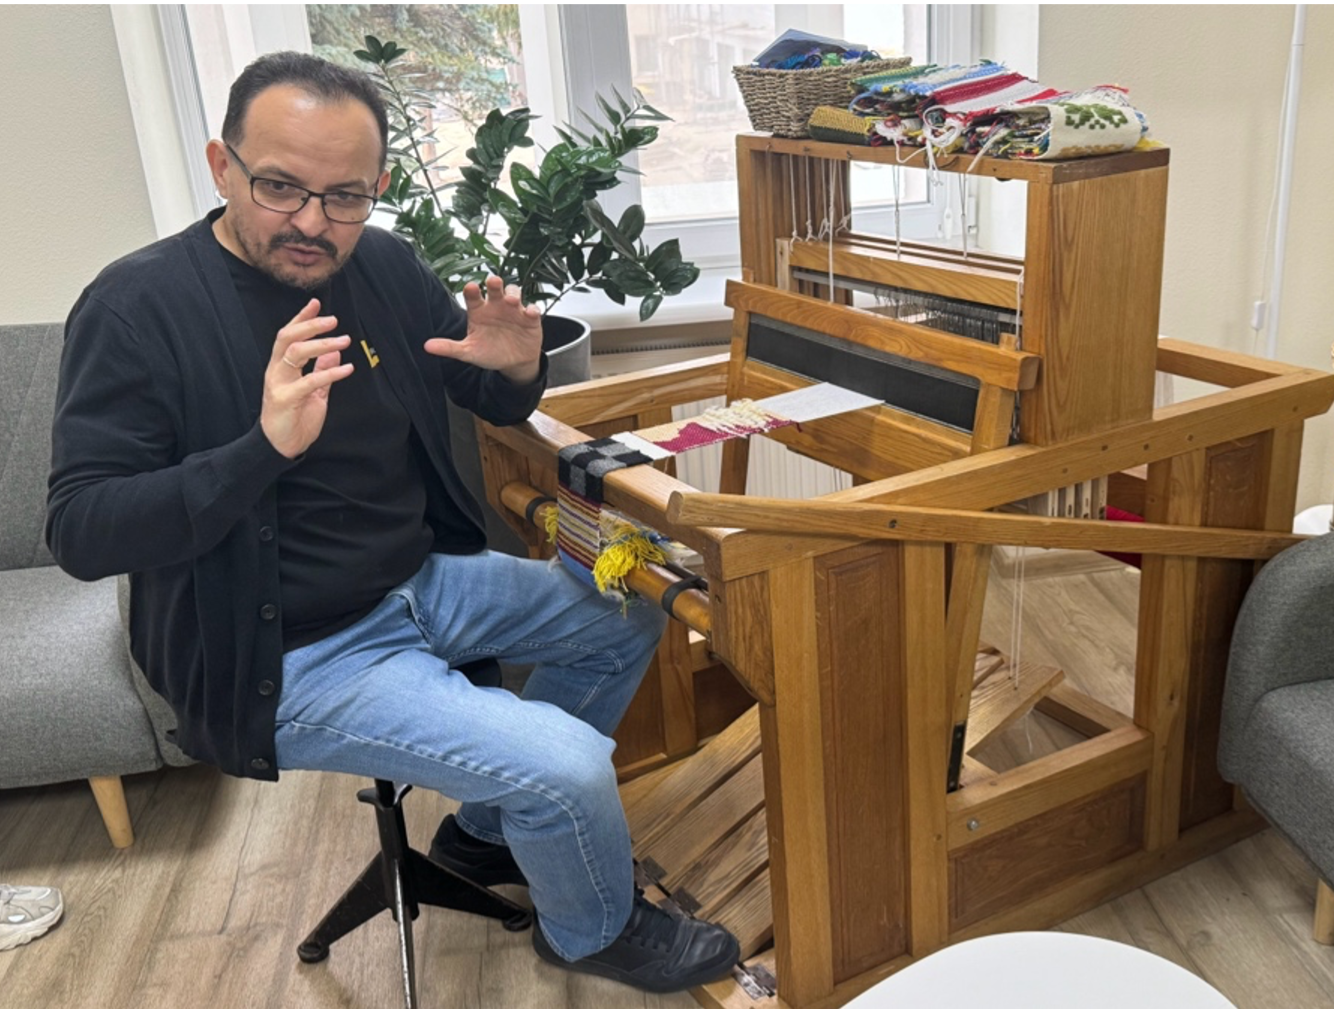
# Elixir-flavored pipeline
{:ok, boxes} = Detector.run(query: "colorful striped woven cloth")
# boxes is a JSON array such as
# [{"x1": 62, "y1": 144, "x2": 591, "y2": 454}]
[
  {"x1": 554, "y1": 399, "x2": 795, "y2": 595},
  {"x1": 835, "y1": 60, "x2": 1150, "y2": 161},
  {"x1": 553, "y1": 385, "x2": 880, "y2": 597}
]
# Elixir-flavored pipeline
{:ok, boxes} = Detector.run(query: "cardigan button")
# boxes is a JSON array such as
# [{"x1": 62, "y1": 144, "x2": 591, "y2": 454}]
[
  {"x1": 258, "y1": 525, "x2": 274, "y2": 542},
  {"x1": 259, "y1": 603, "x2": 277, "y2": 621},
  {"x1": 250, "y1": 757, "x2": 270, "y2": 772},
  {"x1": 257, "y1": 680, "x2": 276, "y2": 697}
]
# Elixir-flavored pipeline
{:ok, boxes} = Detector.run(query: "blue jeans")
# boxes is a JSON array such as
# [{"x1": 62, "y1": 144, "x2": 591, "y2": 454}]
[{"x1": 273, "y1": 551, "x2": 667, "y2": 960}]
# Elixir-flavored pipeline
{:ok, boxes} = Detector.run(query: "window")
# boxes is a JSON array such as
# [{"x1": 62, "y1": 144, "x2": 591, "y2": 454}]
[
  {"x1": 307, "y1": 5, "x2": 531, "y2": 196},
  {"x1": 560, "y1": 5, "x2": 957, "y2": 267},
  {"x1": 134, "y1": 3, "x2": 974, "y2": 321},
  {"x1": 622, "y1": 5, "x2": 929, "y2": 226}
]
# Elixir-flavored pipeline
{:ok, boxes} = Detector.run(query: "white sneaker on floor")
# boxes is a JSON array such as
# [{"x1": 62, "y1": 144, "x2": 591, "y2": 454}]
[{"x1": 0, "y1": 885, "x2": 63, "y2": 951}]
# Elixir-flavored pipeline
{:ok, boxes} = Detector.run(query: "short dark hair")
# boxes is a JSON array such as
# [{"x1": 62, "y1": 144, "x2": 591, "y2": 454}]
[{"x1": 221, "y1": 51, "x2": 389, "y2": 169}]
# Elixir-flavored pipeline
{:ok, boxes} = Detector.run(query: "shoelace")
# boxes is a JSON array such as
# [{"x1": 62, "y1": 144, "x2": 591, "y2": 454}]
[
  {"x1": 0, "y1": 885, "x2": 15, "y2": 905},
  {"x1": 623, "y1": 890, "x2": 680, "y2": 953}
]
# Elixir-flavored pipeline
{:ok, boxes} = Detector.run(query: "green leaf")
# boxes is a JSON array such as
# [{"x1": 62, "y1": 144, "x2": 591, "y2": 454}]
[
  {"x1": 548, "y1": 173, "x2": 585, "y2": 211},
  {"x1": 645, "y1": 237, "x2": 681, "y2": 276},
  {"x1": 618, "y1": 205, "x2": 646, "y2": 243},
  {"x1": 665, "y1": 263, "x2": 700, "y2": 292},
  {"x1": 597, "y1": 94, "x2": 623, "y2": 127},
  {"x1": 639, "y1": 293, "x2": 664, "y2": 322},
  {"x1": 583, "y1": 201, "x2": 639, "y2": 259},
  {"x1": 566, "y1": 245, "x2": 586, "y2": 280},
  {"x1": 587, "y1": 243, "x2": 612, "y2": 276},
  {"x1": 509, "y1": 162, "x2": 546, "y2": 204},
  {"x1": 603, "y1": 259, "x2": 658, "y2": 297},
  {"x1": 488, "y1": 188, "x2": 521, "y2": 219}
]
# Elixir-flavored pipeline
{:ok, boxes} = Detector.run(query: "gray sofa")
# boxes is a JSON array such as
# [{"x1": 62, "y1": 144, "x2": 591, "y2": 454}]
[
  {"x1": 0, "y1": 322, "x2": 187, "y2": 847},
  {"x1": 1219, "y1": 530, "x2": 1334, "y2": 942}
]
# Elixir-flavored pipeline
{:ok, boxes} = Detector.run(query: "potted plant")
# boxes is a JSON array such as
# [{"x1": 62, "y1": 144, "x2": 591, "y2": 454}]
[{"x1": 354, "y1": 35, "x2": 701, "y2": 384}]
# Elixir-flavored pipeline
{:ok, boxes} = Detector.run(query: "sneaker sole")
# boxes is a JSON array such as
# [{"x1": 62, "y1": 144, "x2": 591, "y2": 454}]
[{"x1": 0, "y1": 906, "x2": 63, "y2": 952}]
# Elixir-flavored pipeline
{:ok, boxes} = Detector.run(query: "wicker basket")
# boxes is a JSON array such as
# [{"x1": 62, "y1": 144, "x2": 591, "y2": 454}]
[{"x1": 732, "y1": 56, "x2": 912, "y2": 138}]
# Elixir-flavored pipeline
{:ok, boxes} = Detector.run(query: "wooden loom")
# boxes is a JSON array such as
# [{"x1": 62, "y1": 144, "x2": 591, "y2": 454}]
[{"x1": 475, "y1": 137, "x2": 1334, "y2": 1009}]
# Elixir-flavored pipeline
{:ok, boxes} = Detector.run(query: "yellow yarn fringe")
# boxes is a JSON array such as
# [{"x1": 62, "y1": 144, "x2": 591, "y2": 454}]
[
  {"x1": 591, "y1": 519, "x2": 668, "y2": 595},
  {"x1": 544, "y1": 502, "x2": 559, "y2": 544}
]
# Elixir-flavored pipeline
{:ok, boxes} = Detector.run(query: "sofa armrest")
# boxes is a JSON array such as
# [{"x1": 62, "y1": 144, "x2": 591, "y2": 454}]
[{"x1": 1219, "y1": 533, "x2": 1334, "y2": 778}]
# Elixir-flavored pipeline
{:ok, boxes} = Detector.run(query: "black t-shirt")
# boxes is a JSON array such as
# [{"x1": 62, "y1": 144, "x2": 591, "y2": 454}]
[{"x1": 220, "y1": 243, "x2": 434, "y2": 651}]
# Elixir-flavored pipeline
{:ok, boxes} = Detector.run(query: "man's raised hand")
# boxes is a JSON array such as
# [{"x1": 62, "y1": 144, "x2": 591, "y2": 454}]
[
  {"x1": 424, "y1": 276, "x2": 543, "y2": 385},
  {"x1": 260, "y1": 298, "x2": 354, "y2": 459}
]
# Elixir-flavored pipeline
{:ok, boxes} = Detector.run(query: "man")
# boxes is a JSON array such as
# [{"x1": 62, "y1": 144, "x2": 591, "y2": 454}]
[{"x1": 47, "y1": 52, "x2": 738, "y2": 993}]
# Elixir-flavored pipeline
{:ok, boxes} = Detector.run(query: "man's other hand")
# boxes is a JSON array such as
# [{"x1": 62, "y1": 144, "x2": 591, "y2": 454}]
[
  {"x1": 261, "y1": 298, "x2": 354, "y2": 459},
  {"x1": 424, "y1": 276, "x2": 543, "y2": 385}
]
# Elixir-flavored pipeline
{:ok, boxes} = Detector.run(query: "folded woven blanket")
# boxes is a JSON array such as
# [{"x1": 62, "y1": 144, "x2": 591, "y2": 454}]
[
  {"x1": 808, "y1": 105, "x2": 886, "y2": 146},
  {"x1": 838, "y1": 60, "x2": 1150, "y2": 161},
  {"x1": 987, "y1": 84, "x2": 1149, "y2": 160}
]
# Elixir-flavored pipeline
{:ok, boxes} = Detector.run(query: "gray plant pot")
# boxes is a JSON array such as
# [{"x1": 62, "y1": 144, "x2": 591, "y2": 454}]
[{"x1": 542, "y1": 314, "x2": 592, "y2": 388}]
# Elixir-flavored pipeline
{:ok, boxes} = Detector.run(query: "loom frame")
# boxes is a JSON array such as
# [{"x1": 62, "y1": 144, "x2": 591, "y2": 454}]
[{"x1": 473, "y1": 140, "x2": 1334, "y2": 1009}]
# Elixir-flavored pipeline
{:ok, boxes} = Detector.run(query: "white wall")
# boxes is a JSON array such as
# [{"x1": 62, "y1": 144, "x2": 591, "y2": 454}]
[
  {"x1": 1037, "y1": 4, "x2": 1334, "y2": 513},
  {"x1": 0, "y1": 4, "x2": 156, "y2": 325}
]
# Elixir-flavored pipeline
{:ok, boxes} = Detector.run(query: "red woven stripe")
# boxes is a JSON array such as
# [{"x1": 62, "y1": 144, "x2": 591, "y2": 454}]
[{"x1": 651, "y1": 417, "x2": 793, "y2": 455}]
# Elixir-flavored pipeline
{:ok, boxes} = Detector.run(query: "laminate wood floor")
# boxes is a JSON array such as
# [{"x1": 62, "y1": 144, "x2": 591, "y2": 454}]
[{"x1": 3, "y1": 560, "x2": 1332, "y2": 1008}]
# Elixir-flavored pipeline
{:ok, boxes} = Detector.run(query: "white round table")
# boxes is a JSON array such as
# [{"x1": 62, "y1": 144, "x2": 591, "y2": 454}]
[{"x1": 844, "y1": 932, "x2": 1235, "y2": 1008}]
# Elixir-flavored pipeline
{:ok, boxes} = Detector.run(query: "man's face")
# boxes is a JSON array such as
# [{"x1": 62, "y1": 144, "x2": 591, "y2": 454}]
[{"x1": 207, "y1": 85, "x2": 389, "y2": 290}]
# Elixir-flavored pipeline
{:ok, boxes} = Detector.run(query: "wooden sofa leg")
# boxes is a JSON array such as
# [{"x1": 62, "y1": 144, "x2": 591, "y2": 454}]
[
  {"x1": 88, "y1": 775, "x2": 134, "y2": 848},
  {"x1": 1315, "y1": 880, "x2": 1334, "y2": 945}
]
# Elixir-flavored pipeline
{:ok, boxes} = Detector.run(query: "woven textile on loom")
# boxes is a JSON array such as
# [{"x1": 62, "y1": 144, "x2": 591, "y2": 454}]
[
  {"x1": 809, "y1": 59, "x2": 1151, "y2": 160},
  {"x1": 553, "y1": 385, "x2": 880, "y2": 596}
]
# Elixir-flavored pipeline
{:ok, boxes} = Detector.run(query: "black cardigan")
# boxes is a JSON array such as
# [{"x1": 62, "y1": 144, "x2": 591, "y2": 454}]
[{"x1": 47, "y1": 213, "x2": 547, "y2": 779}]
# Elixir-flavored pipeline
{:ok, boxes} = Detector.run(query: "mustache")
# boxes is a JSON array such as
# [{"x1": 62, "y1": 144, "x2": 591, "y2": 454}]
[{"x1": 269, "y1": 230, "x2": 338, "y2": 258}]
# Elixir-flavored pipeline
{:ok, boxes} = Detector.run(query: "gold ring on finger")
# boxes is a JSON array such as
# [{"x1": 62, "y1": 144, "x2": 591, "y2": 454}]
[{"x1": 281, "y1": 355, "x2": 301, "y2": 370}]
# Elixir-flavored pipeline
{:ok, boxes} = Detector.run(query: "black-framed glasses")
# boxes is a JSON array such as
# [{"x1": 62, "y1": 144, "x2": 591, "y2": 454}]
[{"x1": 225, "y1": 143, "x2": 377, "y2": 224}]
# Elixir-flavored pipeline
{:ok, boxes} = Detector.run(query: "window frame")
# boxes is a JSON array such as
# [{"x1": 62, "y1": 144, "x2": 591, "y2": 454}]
[
  {"x1": 127, "y1": 3, "x2": 979, "y2": 324},
  {"x1": 559, "y1": 4, "x2": 977, "y2": 269}
]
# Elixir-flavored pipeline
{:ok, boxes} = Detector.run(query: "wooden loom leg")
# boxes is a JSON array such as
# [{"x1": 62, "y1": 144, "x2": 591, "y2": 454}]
[
  {"x1": 1134, "y1": 449, "x2": 1205, "y2": 850},
  {"x1": 903, "y1": 542, "x2": 950, "y2": 956},
  {"x1": 761, "y1": 541, "x2": 947, "y2": 1007},
  {"x1": 763, "y1": 557, "x2": 834, "y2": 1006},
  {"x1": 1135, "y1": 427, "x2": 1300, "y2": 848},
  {"x1": 1176, "y1": 428, "x2": 1303, "y2": 831},
  {"x1": 946, "y1": 351, "x2": 1017, "y2": 790}
]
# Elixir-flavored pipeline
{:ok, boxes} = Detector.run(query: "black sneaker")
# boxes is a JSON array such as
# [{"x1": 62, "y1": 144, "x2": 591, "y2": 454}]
[
  {"x1": 427, "y1": 814, "x2": 528, "y2": 887},
  {"x1": 531, "y1": 889, "x2": 740, "y2": 994}
]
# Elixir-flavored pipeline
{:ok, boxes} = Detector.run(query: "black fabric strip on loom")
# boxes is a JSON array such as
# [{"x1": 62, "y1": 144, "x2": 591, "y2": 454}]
[
  {"x1": 659, "y1": 573, "x2": 708, "y2": 617},
  {"x1": 525, "y1": 495, "x2": 555, "y2": 525},
  {"x1": 747, "y1": 314, "x2": 982, "y2": 432}
]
